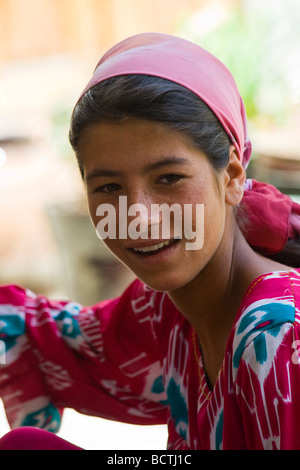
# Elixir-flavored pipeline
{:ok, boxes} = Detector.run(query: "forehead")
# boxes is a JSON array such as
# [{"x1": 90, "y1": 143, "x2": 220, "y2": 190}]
[
  {"x1": 78, "y1": 117, "x2": 204, "y2": 172},
  {"x1": 80, "y1": 117, "x2": 190, "y2": 148}
]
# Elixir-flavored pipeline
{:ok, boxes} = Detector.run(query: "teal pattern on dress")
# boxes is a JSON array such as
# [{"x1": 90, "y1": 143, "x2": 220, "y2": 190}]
[
  {"x1": 166, "y1": 378, "x2": 188, "y2": 439},
  {"x1": 233, "y1": 302, "x2": 295, "y2": 369},
  {"x1": 21, "y1": 403, "x2": 61, "y2": 433}
]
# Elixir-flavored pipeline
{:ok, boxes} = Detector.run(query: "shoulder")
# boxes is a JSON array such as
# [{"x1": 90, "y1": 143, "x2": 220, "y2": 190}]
[{"x1": 231, "y1": 270, "x2": 300, "y2": 377}]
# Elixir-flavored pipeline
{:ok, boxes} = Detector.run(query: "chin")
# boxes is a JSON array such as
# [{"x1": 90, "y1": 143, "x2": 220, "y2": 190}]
[{"x1": 133, "y1": 271, "x2": 192, "y2": 293}]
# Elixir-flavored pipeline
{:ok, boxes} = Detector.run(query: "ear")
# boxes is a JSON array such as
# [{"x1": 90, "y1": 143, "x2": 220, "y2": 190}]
[{"x1": 224, "y1": 145, "x2": 246, "y2": 206}]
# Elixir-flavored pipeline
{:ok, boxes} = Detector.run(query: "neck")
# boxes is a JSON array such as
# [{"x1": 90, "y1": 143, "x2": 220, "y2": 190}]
[
  {"x1": 169, "y1": 226, "x2": 242, "y2": 335},
  {"x1": 167, "y1": 224, "x2": 279, "y2": 386}
]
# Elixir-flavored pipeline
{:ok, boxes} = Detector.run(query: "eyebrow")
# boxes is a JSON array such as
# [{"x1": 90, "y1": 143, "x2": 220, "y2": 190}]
[{"x1": 85, "y1": 157, "x2": 189, "y2": 182}]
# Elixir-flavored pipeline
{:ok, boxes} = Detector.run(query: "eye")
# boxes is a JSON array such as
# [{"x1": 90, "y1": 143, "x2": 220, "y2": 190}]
[
  {"x1": 94, "y1": 183, "x2": 122, "y2": 194},
  {"x1": 157, "y1": 174, "x2": 184, "y2": 185}
]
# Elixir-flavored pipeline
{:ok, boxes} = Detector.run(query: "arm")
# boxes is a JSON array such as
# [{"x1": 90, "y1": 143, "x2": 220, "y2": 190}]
[{"x1": 0, "y1": 280, "x2": 168, "y2": 431}]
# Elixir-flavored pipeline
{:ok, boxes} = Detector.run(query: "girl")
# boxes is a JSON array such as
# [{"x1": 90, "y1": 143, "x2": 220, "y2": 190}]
[{"x1": 0, "y1": 33, "x2": 300, "y2": 450}]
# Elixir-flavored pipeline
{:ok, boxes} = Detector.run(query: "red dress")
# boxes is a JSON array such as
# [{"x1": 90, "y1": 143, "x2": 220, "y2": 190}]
[{"x1": 0, "y1": 269, "x2": 300, "y2": 449}]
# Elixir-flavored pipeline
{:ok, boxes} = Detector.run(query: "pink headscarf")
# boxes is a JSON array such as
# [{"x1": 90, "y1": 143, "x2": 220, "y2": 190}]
[{"x1": 78, "y1": 32, "x2": 300, "y2": 256}]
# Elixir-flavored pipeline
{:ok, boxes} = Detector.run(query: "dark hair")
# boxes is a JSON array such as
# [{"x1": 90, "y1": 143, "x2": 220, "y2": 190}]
[
  {"x1": 69, "y1": 74, "x2": 300, "y2": 267},
  {"x1": 69, "y1": 74, "x2": 231, "y2": 177}
]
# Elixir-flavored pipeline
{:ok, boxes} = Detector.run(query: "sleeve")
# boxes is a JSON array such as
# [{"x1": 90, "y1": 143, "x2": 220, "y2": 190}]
[
  {"x1": 0, "y1": 280, "x2": 168, "y2": 432},
  {"x1": 234, "y1": 322, "x2": 300, "y2": 450}
]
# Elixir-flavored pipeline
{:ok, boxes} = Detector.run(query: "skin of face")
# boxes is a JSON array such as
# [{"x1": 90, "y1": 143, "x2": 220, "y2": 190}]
[{"x1": 78, "y1": 117, "x2": 244, "y2": 293}]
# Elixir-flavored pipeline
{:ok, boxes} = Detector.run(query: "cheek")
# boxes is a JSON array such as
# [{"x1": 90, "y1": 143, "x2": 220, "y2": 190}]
[
  {"x1": 183, "y1": 182, "x2": 224, "y2": 229},
  {"x1": 87, "y1": 196, "x2": 98, "y2": 225},
  {"x1": 182, "y1": 187, "x2": 225, "y2": 256},
  {"x1": 203, "y1": 199, "x2": 226, "y2": 251},
  {"x1": 87, "y1": 197, "x2": 125, "y2": 258}
]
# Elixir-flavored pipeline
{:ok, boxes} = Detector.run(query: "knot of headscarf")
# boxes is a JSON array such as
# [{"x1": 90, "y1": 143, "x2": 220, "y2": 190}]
[
  {"x1": 78, "y1": 32, "x2": 300, "y2": 255},
  {"x1": 241, "y1": 179, "x2": 300, "y2": 254}
]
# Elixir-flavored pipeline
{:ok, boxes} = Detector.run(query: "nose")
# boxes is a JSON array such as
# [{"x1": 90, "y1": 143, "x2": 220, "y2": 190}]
[
  {"x1": 127, "y1": 187, "x2": 159, "y2": 218},
  {"x1": 121, "y1": 188, "x2": 162, "y2": 239}
]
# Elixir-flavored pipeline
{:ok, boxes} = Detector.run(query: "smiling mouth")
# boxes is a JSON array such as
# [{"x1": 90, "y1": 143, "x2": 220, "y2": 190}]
[{"x1": 129, "y1": 239, "x2": 180, "y2": 256}]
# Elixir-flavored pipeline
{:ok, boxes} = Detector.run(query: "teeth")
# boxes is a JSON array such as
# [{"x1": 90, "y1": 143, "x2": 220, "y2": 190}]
[{"x1": 133, "y1": 240, "x2": 171, "y2": 253}]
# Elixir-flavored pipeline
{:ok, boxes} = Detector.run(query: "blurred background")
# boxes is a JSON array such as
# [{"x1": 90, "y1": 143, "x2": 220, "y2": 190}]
[{"x1": 0, "y1": 0, "x2": 299, "y2": 449}]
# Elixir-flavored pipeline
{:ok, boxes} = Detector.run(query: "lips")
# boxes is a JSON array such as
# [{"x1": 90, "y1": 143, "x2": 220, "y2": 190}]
[{"x1": 128, "y1": 239, "x2": 180, "y2": 256}]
